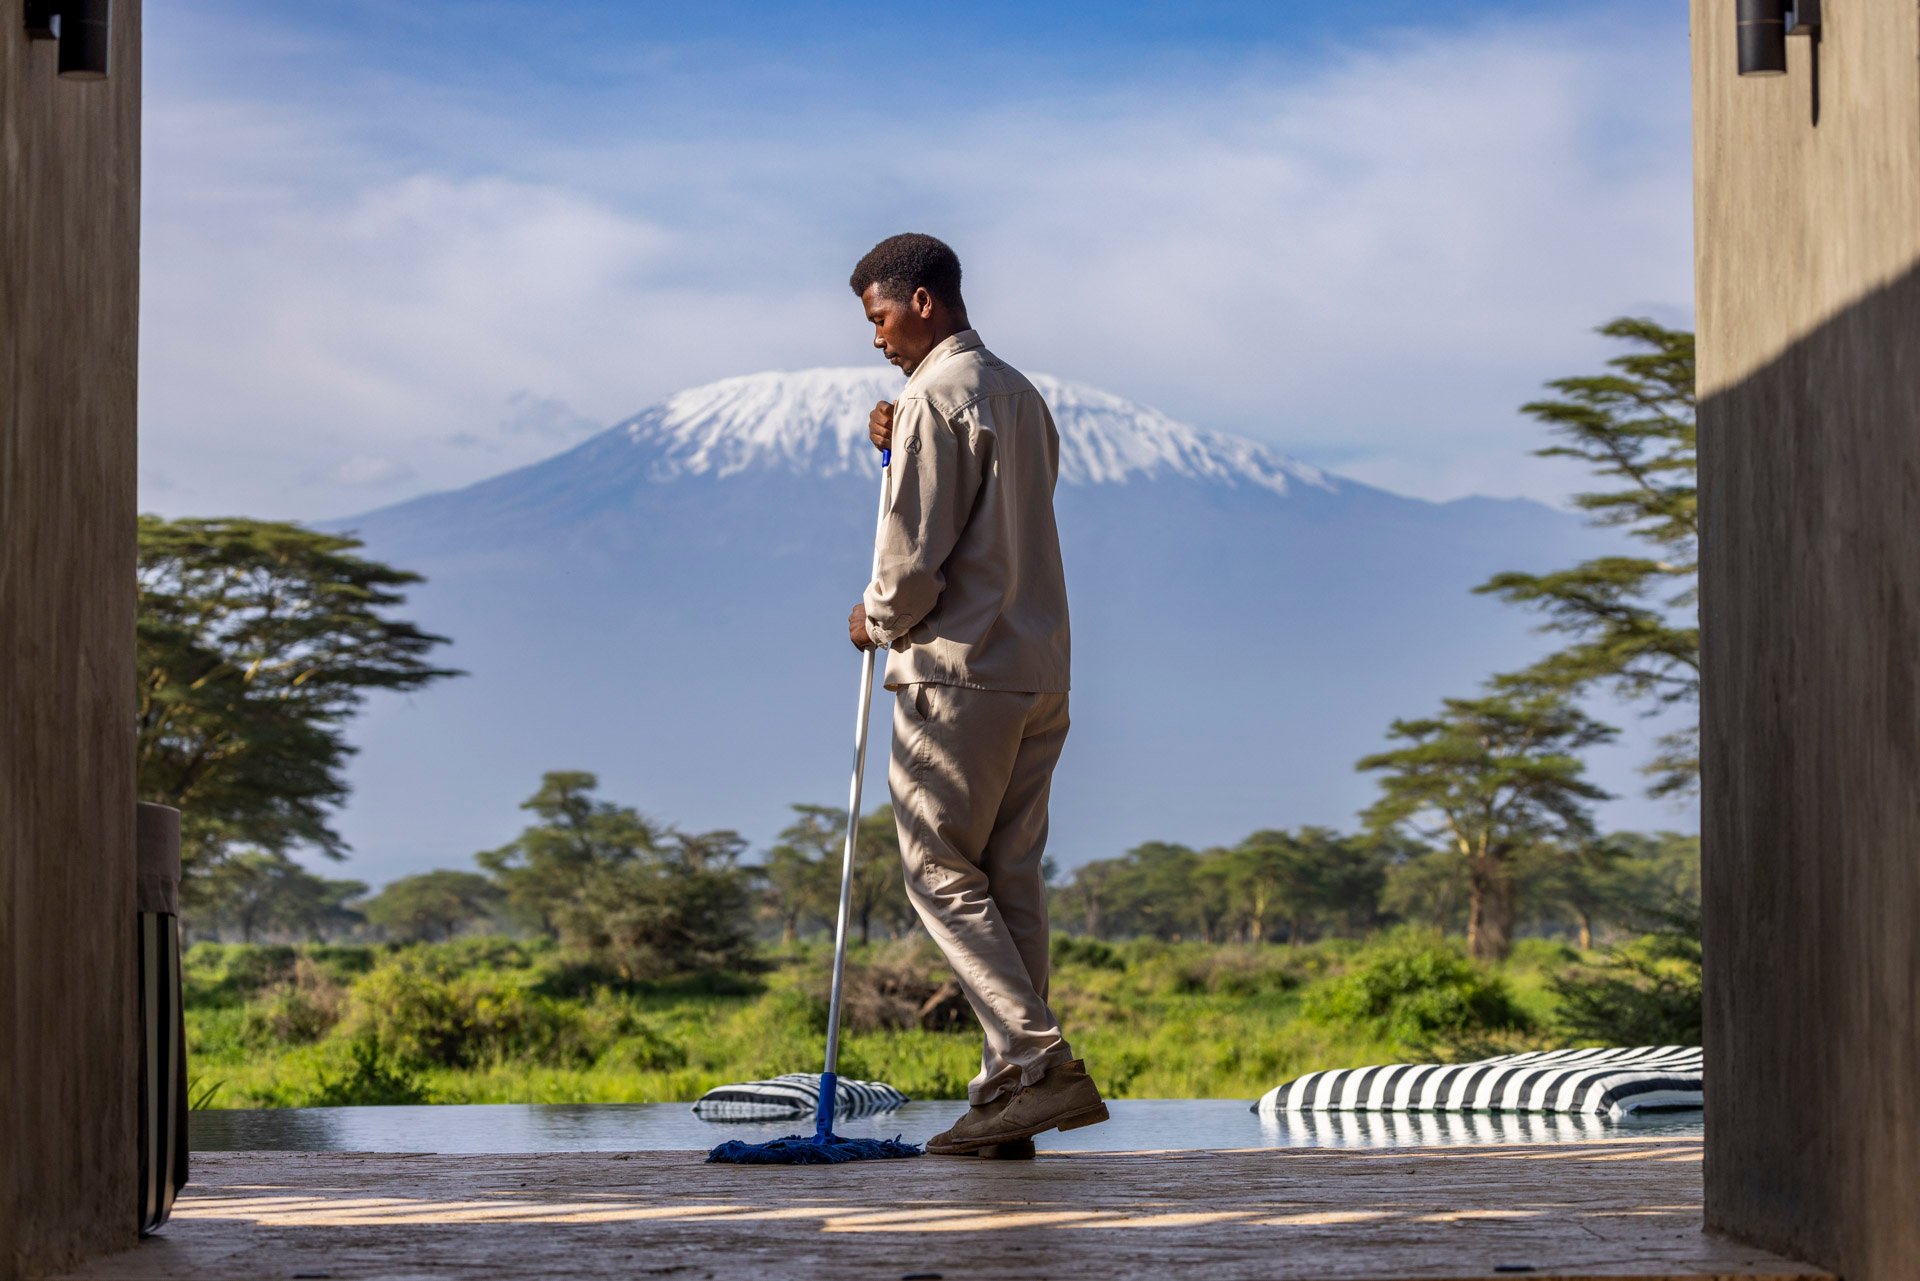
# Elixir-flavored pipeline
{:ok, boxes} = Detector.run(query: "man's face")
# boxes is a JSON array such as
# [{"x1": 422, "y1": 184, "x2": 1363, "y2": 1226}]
[{"x1": 861, "y1": 282, "x2": 938, "y2": 375}]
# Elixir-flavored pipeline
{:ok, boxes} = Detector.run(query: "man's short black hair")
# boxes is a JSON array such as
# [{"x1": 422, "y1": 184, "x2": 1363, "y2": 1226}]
[{"x1": 849, "y1": 233, "x2": 965, "y2": 312}]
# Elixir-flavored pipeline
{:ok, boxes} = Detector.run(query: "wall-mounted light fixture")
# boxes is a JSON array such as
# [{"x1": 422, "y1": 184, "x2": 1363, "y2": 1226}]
[
  {"x1": 24, "y1": 0, "x2": 58, "y2": 39},
  {"x1": 21, "y1": 0, "x2": 112, "y2": 80},
  {"x1": 1738, "y1": 0, "x2": 1819, "y2": 77},
  {"x1": 57, "y1": 0, "x2": 110, "y2": 79},
  {"x1": 1737, "y1": 0, "x2": 1787, "y2": 75}
]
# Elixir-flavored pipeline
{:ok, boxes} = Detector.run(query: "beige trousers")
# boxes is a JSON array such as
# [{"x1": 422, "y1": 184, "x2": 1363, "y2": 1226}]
[{"x1": 889, "y1": 682, "x2": 1073, "y2": 1105}]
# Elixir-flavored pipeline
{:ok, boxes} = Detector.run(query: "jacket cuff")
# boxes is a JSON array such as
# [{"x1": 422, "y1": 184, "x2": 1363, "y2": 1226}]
[{"x1": 864, "y1": 613, "x2": 901, "y2": 648}]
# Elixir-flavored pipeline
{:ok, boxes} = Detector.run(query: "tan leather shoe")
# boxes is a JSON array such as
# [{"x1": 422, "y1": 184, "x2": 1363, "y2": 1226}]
[
  {"x1": 932, "y1": 1059, "x2": 1108, "y2": 1154},
  {"x1": 925, "y1": 1096, "x2": 1014, "y2": 1156},
  {"x1": 995, "y1": 1059, "x2": 1108, "y2": 1139},
  {"x1": 976, "y1": 1138, "x2": 1037, "y2": 1160}
]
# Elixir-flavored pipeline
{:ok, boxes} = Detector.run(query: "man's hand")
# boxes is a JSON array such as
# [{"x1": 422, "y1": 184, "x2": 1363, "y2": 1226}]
[
  {"x1": 848, "y1": 602, "x2": 876, "y2": 651},
  {"x1": 868, "y1": 400, "x2": 894, "y2": 453}
]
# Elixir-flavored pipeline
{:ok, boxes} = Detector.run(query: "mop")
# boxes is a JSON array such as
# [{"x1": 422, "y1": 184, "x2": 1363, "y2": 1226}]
[{"x1": 707, "y1": 447, "x2": 921, "y2": 1165}]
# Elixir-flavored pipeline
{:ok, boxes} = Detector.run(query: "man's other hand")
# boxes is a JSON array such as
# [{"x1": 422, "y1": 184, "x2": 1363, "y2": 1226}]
[
  {"x1": 868, "y1": 400, "x2": 894, "y2": 453},
  {"x1": 848, "y1": 602, "x2": 876, "y2": 651}
]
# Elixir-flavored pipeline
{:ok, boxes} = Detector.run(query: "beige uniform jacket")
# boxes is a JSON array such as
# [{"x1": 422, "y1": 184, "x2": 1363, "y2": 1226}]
[{"x1": 862, "y1": 330, "x2": 1071, "y2": 694}]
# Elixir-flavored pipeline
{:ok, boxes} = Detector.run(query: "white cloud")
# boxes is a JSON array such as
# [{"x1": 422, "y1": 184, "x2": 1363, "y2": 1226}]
[
  {"x1": 500, "y1": 391, "x2": 600, "y2": 440},
  {"x1": 138, "y1": 14, "x2": 1690, "y2": 520},
  {"x1": 329, "y1": 455, "x2": 416, "y2": 487}
]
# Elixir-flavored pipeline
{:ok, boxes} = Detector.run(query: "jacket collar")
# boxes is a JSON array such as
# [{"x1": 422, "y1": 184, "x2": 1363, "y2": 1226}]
[{"x1": 903, "y1": 328, "x2": 982, "y2": 393}]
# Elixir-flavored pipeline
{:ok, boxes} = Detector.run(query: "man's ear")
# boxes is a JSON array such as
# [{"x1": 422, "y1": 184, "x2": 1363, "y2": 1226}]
[{"x1": 912, "y1": 286, "x2": 937, "y2": 319}]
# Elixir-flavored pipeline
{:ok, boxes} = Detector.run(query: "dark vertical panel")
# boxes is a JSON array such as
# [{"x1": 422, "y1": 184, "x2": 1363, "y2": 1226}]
[
  {"x1": 0, "y1": 3, "x2": 145, "y2": 1276},
  {"x1": 1700, "y1": 264, "x2": 1920, "y2": 1277},
  {"x1": 1704, "y1": 265, "x2": 1920, "y2": 1275},
  {"x1": 1690, "y1": 1, "x2": 1920, "y2": 1274}
]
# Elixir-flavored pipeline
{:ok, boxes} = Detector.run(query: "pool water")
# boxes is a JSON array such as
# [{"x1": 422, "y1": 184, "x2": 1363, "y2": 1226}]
[{"x1": 190, "y1": 1100, "x2": 1703, "y2": 1154}]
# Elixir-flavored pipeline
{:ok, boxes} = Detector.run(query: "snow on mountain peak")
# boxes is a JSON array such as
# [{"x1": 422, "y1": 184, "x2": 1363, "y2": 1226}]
[{"x1": 618, "y1": 367, "x2": 1333, "y2": 496}]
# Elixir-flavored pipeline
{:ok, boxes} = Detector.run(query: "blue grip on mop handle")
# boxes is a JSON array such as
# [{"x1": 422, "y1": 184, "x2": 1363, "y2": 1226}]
[
  {"x1": 881, "y1": 448, "x2": 891, "y2": 467},
  {"x1": 814, "y1": 1070, "x2": 839, "y2": 1141}
]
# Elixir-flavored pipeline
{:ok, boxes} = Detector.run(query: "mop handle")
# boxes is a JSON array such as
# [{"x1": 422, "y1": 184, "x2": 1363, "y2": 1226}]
[{"x1": 818, "y1": 451, "x2": 891, "y2": 1138}]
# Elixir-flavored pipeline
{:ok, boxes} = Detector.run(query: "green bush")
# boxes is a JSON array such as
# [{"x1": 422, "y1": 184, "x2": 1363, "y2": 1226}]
[
  {"x1": 187, "y1": 1075, "x2": 227, "y2": 1110},
  {"x1": 312, "y1": 1036, "x2": 431, "y2": 1106},
  {"x1": 300, "y1": 944, "x2": 382, "y2": 986},
  {"x1": 343, "y1": 953, "x2": 595, "y2": 1069},
  {"x1": 1122, "y1": 942, "x2": 1299, "y2": 997},
  {"x1": 243, "y1": 966, "x2": 345, "y2": 1045},
  {"x1": 1506, "y1": 937, "x2": 1580, "y2": 968},
  {"x1": 178, "y1": 931, "x2": 1694, "y2": 1108},
  {"x1": 596, "y1": 1022, "x2": 689, "y2": 1073},
  {"x1": 1170, "y1": 946, "x2": 1301, "y2": 997},
  {"x1": 186, "y1": 1006, "x2": 254, "y2": 1062},
  {"x1": 530, "y1": 953, "x2": 640, "y2": 1000},
  {"x1": 184, "y1": 942, "x2": 383, "y2": 1009},
  {"x1": 1301, "y1": 933, "x2": 1531, "y2": 1052},
  {"x1": 1552, "y1": 910, "x2": 1701, "y2": 1046},
  {"x1": 1051, "y1": 936, "x2": 1126, "y2": 971},
  {"x1": 182, "y1": 942, "x2": 300, "y2": 1007},
  {"x1": 413, "y1": 936, "x2": 548, "y2": 973}
]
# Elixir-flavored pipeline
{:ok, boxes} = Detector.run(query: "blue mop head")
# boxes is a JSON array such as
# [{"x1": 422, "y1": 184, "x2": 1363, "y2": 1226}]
[
  {"x1": 706, "y1": 1132, "x2": 921, "y2": 1164},
  {"x1": 705, "y1": 1069, "x2": 921, "y2": 1163}
]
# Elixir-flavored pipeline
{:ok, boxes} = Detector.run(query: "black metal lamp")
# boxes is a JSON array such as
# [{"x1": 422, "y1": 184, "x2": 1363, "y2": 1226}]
[
  {"x1": 20, "y1": 0, "x2": 112, "y2": 79},
  {"x1": 1739, "y1": 0, "x2": 1820, "y2": 77},
  {"x1": 24, "y1": 0, "x2": 57, "y2": 39},
  {"x1": 1737, "y1": 0, "x2": 1787, "y2": 75},
  {"x1": 57, "y1": 0, "x2": 111, "y2": 80}
]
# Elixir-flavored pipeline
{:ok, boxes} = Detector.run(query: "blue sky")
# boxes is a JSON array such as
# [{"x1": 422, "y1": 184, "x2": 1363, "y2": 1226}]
[{"x1": 140, "y1": 0, "x2": 1694, "y2": 517}]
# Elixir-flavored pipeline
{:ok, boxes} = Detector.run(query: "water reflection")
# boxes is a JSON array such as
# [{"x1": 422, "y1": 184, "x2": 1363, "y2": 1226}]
[{"x1": 190, "y1": 1099, "x2": 1701, "y2": 1155}]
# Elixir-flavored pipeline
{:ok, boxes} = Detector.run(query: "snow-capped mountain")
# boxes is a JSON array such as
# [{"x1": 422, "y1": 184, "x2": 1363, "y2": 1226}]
[
  {"x1": 623, "y1": 368, "x2": 1333, "y2": 497},
  {"x1": 326, "y1": 369, "x2": 1631, "y2": 886}
]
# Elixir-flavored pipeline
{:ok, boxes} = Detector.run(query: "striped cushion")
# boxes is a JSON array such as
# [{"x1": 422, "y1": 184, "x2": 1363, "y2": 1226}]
[
  {"x1": 1255, "y1": 1046, "x2": 1702, "y2": 1120},
  {"x1": 692, "y1": 1073, "x2": 909, "y2": 1120},
  {"x1": 1270, "y1": 1109, "x2": 1625, "y2": 1146}
]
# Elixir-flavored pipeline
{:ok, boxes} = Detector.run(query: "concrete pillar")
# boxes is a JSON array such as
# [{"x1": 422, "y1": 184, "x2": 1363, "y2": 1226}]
[
  {"x1": 1, "y1": 5, "x2": 145, "y2": 1277},
  {"x1": 1692, "y1": 1, "x2": 1920, "y2": 1275}
]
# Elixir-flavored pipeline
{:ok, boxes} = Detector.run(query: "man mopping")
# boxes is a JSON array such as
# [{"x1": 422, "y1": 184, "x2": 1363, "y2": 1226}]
[{"x1": 845, "y1": 233, "x2": 1107, "y2": 1158}]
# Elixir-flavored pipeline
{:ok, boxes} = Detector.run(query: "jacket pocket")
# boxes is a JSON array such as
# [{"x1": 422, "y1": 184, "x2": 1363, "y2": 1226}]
[{"x1": 903, "y1": 684, "x2": 938, "y2": 774}]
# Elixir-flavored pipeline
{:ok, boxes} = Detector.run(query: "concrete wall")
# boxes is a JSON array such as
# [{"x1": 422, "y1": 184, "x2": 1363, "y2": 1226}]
[
  {"x1": 1692, "y1": 1, "x2": 1920, "y2": 1276},
  {"x1": 0, "y1": 6, "x2": 144, "y2": 1278}
]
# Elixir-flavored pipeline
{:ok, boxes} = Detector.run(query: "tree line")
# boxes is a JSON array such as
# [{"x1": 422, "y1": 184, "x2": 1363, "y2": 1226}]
[
  {"x1": 145, "y1": 317, "x2": 1698, "y2": 968},
  {"x1": 1055, "y1": 828, "x2": 1696, "y2": 951}
]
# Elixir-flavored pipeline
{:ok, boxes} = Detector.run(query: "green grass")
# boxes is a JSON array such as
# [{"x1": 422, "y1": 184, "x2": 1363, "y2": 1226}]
[{"x1": 183, "y1": 932, "x2": 1621, "y2": 1109}]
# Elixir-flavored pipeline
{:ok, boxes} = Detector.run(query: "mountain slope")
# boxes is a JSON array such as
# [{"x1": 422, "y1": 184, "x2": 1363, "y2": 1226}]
[{"x1": 324, "y1": 368, "x2": 1632, "y2": 885}]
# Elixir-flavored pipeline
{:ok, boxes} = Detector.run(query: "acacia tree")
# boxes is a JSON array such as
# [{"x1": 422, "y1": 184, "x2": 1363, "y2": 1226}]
[
  {"x1": 1227, "y1": 827, "x2": 1388, "y2": 944},
  {"x1": 137, "y1": 517, "x2": 460, "y2": 873},
  {"x1": 478, "y1": 772, "x2": 756, "y2": 978},
  {"x1": 1124, "y1": 842, "x2": 1208, "y2": 940},
  {"x1": 362, "y1": 870, "x2": 503, "y2": 942},
  {"x1": 1300, "y1": 827, "x2": 1394, "y2": 939},
  {"x1": 1522, "y1": 831, "x2": 1702, "y2": 949},
  {"x1": 1382, "y1": 847, "x2": 1473, "y2": 934},
  {"x1": 1059, "y1": 859, "x2": 1120, "y2": 939},
  {"x1": 763, "y1": 804, "x2": 910, "y2": 946},
  {"x1": 1358, "y1": 691, "x2": 1615, "y2": 960},
  {"x1": 755, "y1": 841, "x2": 830, "y2": 944},
  {"x1": 1228, "y1": 831, "x2": 1318, "y2": 945},
  {"x1": 1476, "y1": 319, "x2": 1698, "y2": 795},
  {"x1": 477, "y1": 771, "x2": 666, "y2": 937},
  {"x1": 186, "y1": 849, "x2": 366, "y2": 942},
  {"x1": 573, "y1": 831, "x2": 757, "y2": 979}
]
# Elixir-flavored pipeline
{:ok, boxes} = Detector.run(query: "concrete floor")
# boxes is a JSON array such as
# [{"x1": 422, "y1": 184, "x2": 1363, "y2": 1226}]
[{"x1": 62, "y1": 1139, "x2": 1824, "y2": 1280}]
